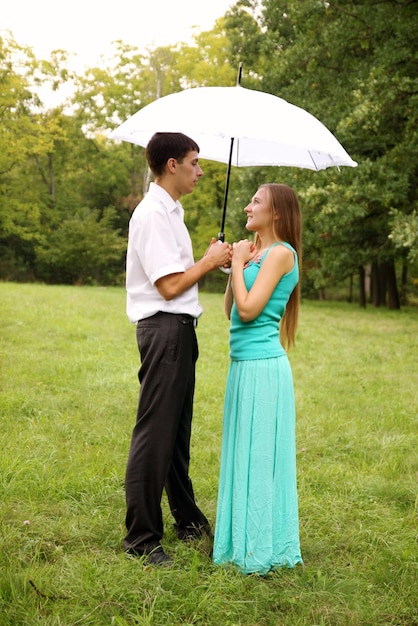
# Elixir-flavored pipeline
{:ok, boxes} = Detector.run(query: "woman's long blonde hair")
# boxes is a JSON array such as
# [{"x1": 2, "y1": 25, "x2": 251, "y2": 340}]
[{"x1": 254, "y1": 183, "x2": 303, "y2": 350}]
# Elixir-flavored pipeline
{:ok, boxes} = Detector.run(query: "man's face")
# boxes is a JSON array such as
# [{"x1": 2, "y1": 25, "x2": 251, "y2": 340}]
[{"x1": 174, "y1": 150, "x2": 203, "y2": 196}]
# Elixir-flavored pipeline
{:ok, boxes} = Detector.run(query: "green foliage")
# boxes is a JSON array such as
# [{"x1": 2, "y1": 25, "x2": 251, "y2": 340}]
[
  {"x1": 175, "y1": 18, "x2": 237, "y2": 88},
  {"x1": 0, "y1": 284, "x2": 417, "y2": 625},
  {"x1": 223, "y1": 0, "x2": 418, "y2": 305},
  {"x1": 389, "y1": 209, "x2": 418, "y2": 263},
  {"x1": 0, "y1": 36, "x2": 40, "y2": 174},
  {"x1": 35, "y1": 207, "x2": 126, "y2": 285},
  {"x1": 1, "y1": 1, "x2": 417, "y2": 304}
]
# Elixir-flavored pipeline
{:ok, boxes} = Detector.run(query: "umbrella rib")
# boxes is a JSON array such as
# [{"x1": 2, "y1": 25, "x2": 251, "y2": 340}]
[
  {"x1": 308, "y1": 150, "x2": 320, "y2": 172},
  {"x1": 325, "y1": 152, "x2": 342, "y2": 172}
]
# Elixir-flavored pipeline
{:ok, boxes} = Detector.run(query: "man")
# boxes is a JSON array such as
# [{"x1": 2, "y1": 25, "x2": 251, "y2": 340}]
[{"x1": 124, "y1": 132, "x2": 232, "y2": 566}]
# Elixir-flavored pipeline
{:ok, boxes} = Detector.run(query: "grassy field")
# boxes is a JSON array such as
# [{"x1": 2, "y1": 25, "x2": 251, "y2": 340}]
[{"x1": 0, "y1": 282, "x2": 417, "y2": 626}]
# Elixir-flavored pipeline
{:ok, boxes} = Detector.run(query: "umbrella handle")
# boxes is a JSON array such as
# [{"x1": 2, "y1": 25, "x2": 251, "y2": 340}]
[{"x1": 217, "y1": 238, "x2": 232, "y2": 274}]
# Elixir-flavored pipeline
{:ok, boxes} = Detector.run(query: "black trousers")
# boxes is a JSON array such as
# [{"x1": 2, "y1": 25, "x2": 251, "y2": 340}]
[{"x1": 124, "y1": 312, "x2": 209, "y2": 551}]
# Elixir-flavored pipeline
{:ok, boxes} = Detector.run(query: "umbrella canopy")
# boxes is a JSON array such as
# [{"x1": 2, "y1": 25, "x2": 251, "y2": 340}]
[
  {"x1": 109, "y1": 85, "x2": 357, "y2": 171},
  {"x1": 110, "y1": 76, "x2": 357, "y2": 249}
]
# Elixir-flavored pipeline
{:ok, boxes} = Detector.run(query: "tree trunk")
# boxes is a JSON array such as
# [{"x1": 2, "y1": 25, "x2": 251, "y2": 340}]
[
  {"x1": 385, "y1": 260, "x2": 401, "y2": 310},
  {"x1": 379, "y1": 263, "x2": 387, "y2": 306},
  {"x1": 400, "y1": 261, "x2": 408, "y2": 305},
  {"x1": 371, "y1": 261, "x2": 381, "y2": 307},
  {"x1": 358, "y1": 266, "x2": 366, "y2": 308},
  {"x1": 48, "y1": 153, "x2": 55, "y2": 201},
  {"x1": 143, "y1": 166, "x2": 152, "y2": 197},
  {"x1": 365, "y1": 264, "x2": 371, "y2": 302},
  {"x1": 348, "y1": 274, "x2": 353, "y2": 302}
]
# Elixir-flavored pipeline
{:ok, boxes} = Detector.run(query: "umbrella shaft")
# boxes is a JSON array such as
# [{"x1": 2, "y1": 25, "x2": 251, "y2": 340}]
[
  {"x1": 219, "y1": 137, "x2": 234, "y2": 240},
  {"x1": 219, "y1": 63, "x2": 241, "y2": 242}
]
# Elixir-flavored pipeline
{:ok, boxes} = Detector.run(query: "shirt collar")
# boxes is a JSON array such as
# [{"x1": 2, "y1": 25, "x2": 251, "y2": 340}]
[{"x1": 149, "y1": 182, "x2": 183, "y2": 214}]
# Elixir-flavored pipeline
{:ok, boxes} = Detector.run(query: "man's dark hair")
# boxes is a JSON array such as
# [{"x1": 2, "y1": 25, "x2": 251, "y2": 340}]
[{"x1": 146, "y1": 132, "x2": 200, "y2": 177}]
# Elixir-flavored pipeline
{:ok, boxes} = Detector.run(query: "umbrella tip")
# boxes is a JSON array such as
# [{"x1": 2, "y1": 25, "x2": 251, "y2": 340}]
[{"x1": 237, "y1": 63, "x2": 243, "y2": 86}]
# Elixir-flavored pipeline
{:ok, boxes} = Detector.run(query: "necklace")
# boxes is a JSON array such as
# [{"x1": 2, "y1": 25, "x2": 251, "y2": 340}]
[
  {"x1": 244, "y1": 243, "x2": 277, "y2": 268},
  {"x1": 244, "y1": 247, "x2": 266, "y2": 269}
]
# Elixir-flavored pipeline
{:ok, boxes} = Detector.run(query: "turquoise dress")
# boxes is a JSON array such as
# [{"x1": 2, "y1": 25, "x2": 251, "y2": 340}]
[{"x1": 213, "y1": 242, "x2": 303, "y2": 575}]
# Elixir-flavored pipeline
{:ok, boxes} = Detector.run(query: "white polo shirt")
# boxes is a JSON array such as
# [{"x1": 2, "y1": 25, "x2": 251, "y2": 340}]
[{"x1": 126, "y1": 182, "x2": 203, "y2": 323}]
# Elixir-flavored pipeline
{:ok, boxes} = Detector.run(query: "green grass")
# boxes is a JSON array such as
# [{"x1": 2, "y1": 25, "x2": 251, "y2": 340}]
[{"x1": 0, "y1": 283, "x2": 417, "y2": 626}]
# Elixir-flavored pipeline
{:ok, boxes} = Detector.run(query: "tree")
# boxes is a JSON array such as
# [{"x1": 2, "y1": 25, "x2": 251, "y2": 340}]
[
  {"x1": 2, "y1": 4, "x2": 417, "y2": 301},
  {"x1": 223, "y1": 0, "x2": 418, "y2": 306},
  {"x1": 35, "y1": 206, "x2": 126, "y2": 285},
  {"x1": 0, "y1": 35, "x2": 56, "y2": 278}
]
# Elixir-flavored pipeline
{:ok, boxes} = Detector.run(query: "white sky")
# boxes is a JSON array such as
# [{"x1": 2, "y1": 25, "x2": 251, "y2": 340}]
[{"x1": 2, "y1": 0, "x2": 234, "y2": 70}]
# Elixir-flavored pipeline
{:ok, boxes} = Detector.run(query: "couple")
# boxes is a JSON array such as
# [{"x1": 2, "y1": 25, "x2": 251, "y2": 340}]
[{"x1": 123, "y1": 132, "x2": 303, "y2": 575}]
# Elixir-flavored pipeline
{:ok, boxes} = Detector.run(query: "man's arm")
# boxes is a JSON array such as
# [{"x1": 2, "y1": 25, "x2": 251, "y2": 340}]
[{"x1": 155, "y1": 241, "x2": 232, "y2": 300}]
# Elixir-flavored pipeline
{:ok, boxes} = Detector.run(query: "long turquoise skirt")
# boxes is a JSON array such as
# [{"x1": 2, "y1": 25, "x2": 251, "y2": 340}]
[{"x1": 213, "y1": 355, "x2": 303, "y2": 575}]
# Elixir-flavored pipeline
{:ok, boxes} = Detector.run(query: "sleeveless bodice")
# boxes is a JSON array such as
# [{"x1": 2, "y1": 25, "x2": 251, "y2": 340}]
[{"x1": 229, "y1": 242, "x2": 298, "y2": 360}]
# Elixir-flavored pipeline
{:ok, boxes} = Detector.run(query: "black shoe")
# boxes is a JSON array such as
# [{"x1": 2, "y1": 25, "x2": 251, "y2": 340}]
[
  {"x1": 146, "y1": 546, "x2": 173, "y2": 567},
  {"x1": 126, "y1": 544, "x2": 173, "y2": 567},
  {"x1": 174, "y1": 522, "x2": 213, "y2": 542}
]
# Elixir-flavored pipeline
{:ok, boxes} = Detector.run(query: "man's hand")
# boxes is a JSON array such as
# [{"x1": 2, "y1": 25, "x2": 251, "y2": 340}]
[
  {"x1": 155, "y1": 238, "x2": 233, "y2": 300},
  {"x1": 204, "y1": 238, "x2": 233, "y2": 269}
]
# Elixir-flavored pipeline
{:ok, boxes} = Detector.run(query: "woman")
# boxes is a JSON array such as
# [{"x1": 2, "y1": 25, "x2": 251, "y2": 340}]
[{"x1": 213, "y1": 183, "x2": 303, "y2": 575}]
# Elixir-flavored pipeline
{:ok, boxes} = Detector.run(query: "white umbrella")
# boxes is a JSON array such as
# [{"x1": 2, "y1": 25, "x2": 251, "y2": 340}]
[
  {"x1": 110, "y1": 86, "x2": 357, "y2": 171},
  {"x1": 109, "y1": 69, "x2": 357, "y2": 240}
]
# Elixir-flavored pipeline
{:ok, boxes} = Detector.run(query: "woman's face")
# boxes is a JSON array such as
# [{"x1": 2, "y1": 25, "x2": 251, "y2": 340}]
[{"x1": 244, "y1": 187, "x2": 274, "y2": 233}]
